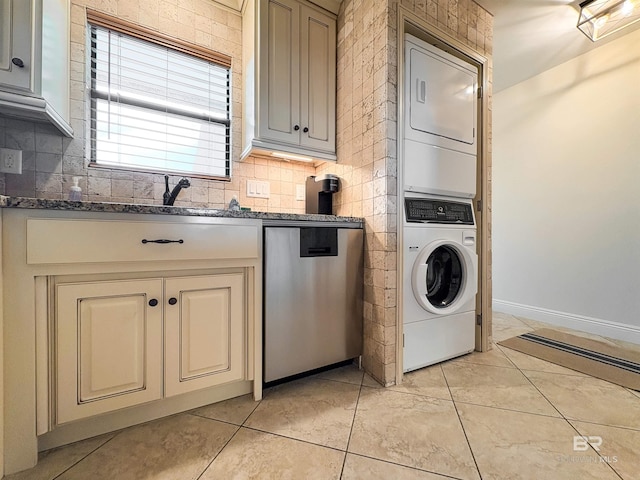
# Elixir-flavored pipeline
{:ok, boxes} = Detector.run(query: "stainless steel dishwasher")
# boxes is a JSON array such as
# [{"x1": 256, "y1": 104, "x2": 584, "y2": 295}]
[{"x1": 263, "y1": 221, "x2": 363, "y2": 383}]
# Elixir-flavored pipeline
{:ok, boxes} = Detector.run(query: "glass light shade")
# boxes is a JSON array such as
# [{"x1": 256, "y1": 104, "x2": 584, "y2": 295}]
[{"x1": 578, "y1": 0, "x2": 640, "y2": 40}]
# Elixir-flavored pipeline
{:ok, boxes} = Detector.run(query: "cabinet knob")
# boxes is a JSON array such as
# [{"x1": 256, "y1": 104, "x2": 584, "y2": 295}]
[
  {"x1": 168, "y1": 297, "x2": 178, "y2": 305},
  {"x1": 294, "y1": 125, "x2": 300, "y2": 131},
  {"x1": 303, "y1": 127, "x2": 309, "y2": 133},
  {"x1": 11, "y1": 58, "x2": 25, "y2": 68},
  {"x1": 148, "y1": 299, "x2": 158, "y2": 307}
]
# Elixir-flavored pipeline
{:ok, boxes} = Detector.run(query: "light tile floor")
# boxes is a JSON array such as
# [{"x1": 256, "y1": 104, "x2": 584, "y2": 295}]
[{"x1": 8, "y1": 313, "x2": 640, "y2": 479}]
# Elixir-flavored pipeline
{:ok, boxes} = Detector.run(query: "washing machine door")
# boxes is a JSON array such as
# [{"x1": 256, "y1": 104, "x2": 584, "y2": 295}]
[{"x1": 411, "y1": 239, "x2": 477, "y2": 315}]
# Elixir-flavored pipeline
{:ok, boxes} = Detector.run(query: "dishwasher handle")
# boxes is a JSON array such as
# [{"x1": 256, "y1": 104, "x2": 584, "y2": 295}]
[{"x1": 300, "y1": 227, "x2": 338, "y2": 257}]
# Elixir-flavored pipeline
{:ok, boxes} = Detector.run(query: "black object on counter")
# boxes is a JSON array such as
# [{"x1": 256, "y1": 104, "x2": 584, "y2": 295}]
[
  {"x1": 163, "y1": 175, "x2": 191, "y2": 206},
  {"x1": 305, "y1": 174, "x2": 340, "y2": 214}
]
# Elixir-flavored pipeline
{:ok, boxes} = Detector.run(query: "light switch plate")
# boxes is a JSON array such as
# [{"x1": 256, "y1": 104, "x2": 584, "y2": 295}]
[
  {"x1": 295, "y1": 184, "x2": 305, "y2": 201},
  {"x1": 0, "y1": 148, "x2": 22, "y2": 174},
  {"x1": 247, "y1": 179, "x2": 270, "y2": 198}
]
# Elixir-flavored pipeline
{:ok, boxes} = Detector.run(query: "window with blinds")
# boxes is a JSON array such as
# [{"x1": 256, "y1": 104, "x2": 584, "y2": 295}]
[{"x1": 88, "y1": 13, "x2": 231, "y2": 179}]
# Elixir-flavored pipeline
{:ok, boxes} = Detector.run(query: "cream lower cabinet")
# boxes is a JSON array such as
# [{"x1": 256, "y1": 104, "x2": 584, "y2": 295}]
[
  {"x1": 2, "y1": 210, "x2": 261, "y2": 474},
  {"x1": 56, "y1": 273, "x2": 245, "y2": 424},
  {"x1": 164, "y1": 274, "x2": 244, "y2": 397},
  {"x1": 56, "y1": 279, "x2": 164, "y2": 424}
]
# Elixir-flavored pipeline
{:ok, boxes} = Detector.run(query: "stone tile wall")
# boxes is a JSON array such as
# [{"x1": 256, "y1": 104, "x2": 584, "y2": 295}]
[{"x1": 318, "y1": 0, "x2": 493, "y2": 385}]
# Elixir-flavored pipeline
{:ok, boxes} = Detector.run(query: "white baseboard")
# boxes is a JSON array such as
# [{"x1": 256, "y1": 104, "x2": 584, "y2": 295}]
[{"x1": 493, "y1": 299, "x2": 640, "y2": 346}]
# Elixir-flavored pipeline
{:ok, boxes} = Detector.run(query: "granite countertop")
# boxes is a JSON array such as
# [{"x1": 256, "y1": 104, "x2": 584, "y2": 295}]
[{"x1": 0, "y1": 196, "x2": 364, "y2": 224}]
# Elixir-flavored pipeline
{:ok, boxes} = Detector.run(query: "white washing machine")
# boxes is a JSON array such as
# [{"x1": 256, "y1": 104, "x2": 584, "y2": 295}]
[
  {"x1": 404, "y1": 34, "x2": 478, "y2": 198},
  {"x1": 403, "y1": 195, "x2": 478, "y2": 372}
]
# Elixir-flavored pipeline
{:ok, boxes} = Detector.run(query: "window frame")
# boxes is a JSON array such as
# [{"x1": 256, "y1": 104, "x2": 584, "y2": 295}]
[{"x1": 86, "y1": 9, "x2": 233, "y2": 180}]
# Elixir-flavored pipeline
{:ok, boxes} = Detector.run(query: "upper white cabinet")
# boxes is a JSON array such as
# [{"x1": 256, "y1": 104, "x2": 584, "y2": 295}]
[
  {"x1": 243, "y1": 0, "x2": 336, "y2": 162},
  {"x1": 0, "y1": 0, "x2": 72, "y2": 136}
]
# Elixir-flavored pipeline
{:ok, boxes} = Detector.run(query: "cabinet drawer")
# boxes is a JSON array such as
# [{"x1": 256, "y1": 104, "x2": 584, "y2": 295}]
[{"x1": 27, "y1": 218, "x2": 260, "y2": 264}]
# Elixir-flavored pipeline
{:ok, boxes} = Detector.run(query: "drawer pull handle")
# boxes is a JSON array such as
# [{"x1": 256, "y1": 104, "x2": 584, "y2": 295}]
[
  {"x1": 168, "y1": 297, "x2": 178, "y2": 305},
  {"x1": 148, "y1": 299, "x2": 158, "y2": 307},
  {"x1": 141, "y1": 239, "x2": 184, "y2": 244}
]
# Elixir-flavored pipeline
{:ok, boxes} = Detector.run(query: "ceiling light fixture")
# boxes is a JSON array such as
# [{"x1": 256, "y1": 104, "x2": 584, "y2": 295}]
[{"x1": 578, "y1": 0, "x2": 640, "y2": 41}]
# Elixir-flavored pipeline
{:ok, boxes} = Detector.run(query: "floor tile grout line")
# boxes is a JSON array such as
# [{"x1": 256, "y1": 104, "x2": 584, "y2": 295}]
[
  {"x1": 564, "y1": 420, "x2": 625, "y2": 480},
  {"x1": 498, "y1": 341, "x2": 618, "y2": 470},
  {"x1": 450, "y1": 399, "x2": 571, "y2": 420},
  {"x1": 239, "y1": 424, "x2": 348, "y2": 454},
  {"x1": 344, "y1": 452, "x2": 467, "y2": 480},
  {"x1": 360, "y1": 382, "x2": 454, "y2": 403},
  {"x1": 339, "y1": 374, "x2": 364, "y2": 479},
  {"x1": 187, "y1": 394, "x2": 263, "y2": 429},
  {"x1": 504, "y1": 347, "x2": 570, "y2": 420},
  {"x1": 188, "y1": 412, "x2": 246, "y2": 428},
  {"x1": 194, "y1": 424, "x2": 243, "y2": 480},
  {"x1": 499, "y1": 327, "x2": 640, "y2": 478},
  {"x1": 192, "y1": 394, "x2": 263, "y2": 480},
  {"x1": 51, "y1": 432, "x2": 120, "y2": 480},
  {"x1": 441, "y1": 363, "x2": 484, "y2": 480},
  {"x1": 449, "y1": 359, "x2": 518, "y2": 369},
  {"x1": 563, "y1": 417, "x2": 640, "y2": 433}
]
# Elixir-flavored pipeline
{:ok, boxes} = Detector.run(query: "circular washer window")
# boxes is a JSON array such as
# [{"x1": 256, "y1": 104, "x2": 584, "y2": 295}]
[
  {"x1": 411, "y1": 238, "x2": 477, "y2": 315},
  {"x1": 425, "y1": 245, "x2": 463, "y2": 308}
]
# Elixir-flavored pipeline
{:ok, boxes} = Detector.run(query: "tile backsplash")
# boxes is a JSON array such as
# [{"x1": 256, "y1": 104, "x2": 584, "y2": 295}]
[{"x1": 0, "y1": 0, "x2": 316, "y2": 213}]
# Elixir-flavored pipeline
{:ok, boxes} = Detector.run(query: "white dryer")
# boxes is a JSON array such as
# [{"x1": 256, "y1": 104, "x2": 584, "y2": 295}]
[
  {"x1": 403, "y1": 195, "x2": 478, "y2": 372},
  {"x1": 404, "y1": 34, "x2": 479, "y2": 198}
]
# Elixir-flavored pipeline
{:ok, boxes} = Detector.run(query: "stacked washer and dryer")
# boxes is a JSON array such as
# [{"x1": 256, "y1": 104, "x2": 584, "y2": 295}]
[{"x1": 402, "y1": 34, "x2": 480, "y2": 372}]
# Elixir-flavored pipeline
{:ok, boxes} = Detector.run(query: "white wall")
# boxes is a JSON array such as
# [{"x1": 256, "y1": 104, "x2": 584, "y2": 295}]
[{"x1": 492, "y1": 28, "x2": 640, "y2": 343}]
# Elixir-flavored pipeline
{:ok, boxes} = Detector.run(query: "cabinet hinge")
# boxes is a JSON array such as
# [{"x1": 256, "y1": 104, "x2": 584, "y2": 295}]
[
  {"x1": 402, "y1": 334, "x2": 405, "y2": 348},
  {"x1": 476, "y1": 314, "x2": 482, "y2": 326},
  {"x1": 476, "y1": 200, "x2": 482, "y2": 211},
  {"x1": 477, "y1": 86, "x2": 483, "y2": 99}
]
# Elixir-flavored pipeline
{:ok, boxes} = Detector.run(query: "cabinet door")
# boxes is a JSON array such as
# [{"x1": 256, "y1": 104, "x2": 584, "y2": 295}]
[
  {"x1": 299, "y1": 4, "x2": 336, "y2": 153},
  {"x1": 259, "y1": 0, "x2": 301, "y2": 145},
  {"x1": 0, "y1": 0, "x2": 32, "y2": 91},
  {"x1": 164, "y1": 274, "x2": 245, "y2": 397},
  {"x1": 56, "y1": 279, "x2": 163, "y2": 424}
]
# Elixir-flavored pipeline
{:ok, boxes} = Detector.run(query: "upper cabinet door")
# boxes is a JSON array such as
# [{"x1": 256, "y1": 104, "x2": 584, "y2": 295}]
[
  {"x1": 0, "y1": 0, "x2": 32, "y2": 91},
  {"x1": 260, "y1": 0, "x2": 301, "y2": 145},
  {"x1": 299, "y1": 4, "x2": 335, "y2": 153},
  {"x1": 0, "y1": 0, "x2": 72, "y2": 136},
  {"x1": 244, "y1": 0, "x2": 337, "y2": 162}
]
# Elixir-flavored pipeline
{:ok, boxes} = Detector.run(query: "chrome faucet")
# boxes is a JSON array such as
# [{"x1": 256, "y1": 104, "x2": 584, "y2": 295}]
[{"x1": 163, "y1": 175, "x2": 191, "y2": 206}]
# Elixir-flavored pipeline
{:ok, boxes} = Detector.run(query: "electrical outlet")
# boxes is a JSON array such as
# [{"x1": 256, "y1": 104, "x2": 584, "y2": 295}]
[
  {"x1": 0, "y1": 148, "x2": 23, "y2": 174},
  {"x1": 295, "y1": 184, "x2": 305, "y2": 201}
]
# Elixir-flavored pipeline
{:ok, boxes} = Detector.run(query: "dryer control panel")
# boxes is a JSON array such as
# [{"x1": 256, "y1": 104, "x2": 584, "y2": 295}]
[{"x1": 405, "y1": 198, "x2": 474, "y2": 224}]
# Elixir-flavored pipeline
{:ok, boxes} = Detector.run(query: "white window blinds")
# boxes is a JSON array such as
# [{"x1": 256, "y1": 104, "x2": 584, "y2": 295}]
[{"x1": 88, "y1": 19, "x2": 231, "y2": 179}]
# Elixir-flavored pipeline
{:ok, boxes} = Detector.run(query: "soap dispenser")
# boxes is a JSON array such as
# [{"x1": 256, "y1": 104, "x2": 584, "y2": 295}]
[
  {"x1": 228, "y1": 195, "x2": 241, "y2": 211},
  {"x1": 68, "y1": 177, "x2": 82, "y2": 201}
]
